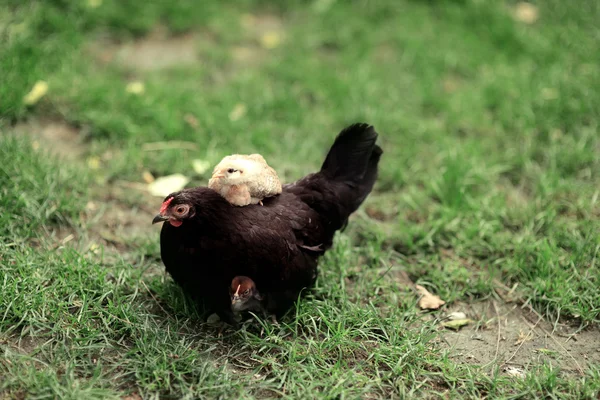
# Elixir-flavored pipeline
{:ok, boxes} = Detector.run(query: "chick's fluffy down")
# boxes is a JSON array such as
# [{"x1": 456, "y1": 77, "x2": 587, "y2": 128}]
[{"x1": 208, "y1": 154, "x2": 282, "y2": 206}]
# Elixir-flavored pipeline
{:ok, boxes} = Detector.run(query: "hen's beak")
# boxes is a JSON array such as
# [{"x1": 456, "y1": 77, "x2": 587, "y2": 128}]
[{"x1": 152, "y1": 214, "x2": 169, "y2": 224}]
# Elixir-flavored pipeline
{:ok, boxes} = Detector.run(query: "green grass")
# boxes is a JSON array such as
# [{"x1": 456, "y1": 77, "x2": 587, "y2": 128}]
[{"x1": 1, "y1": 0, "x2": 599, "y2": 398}]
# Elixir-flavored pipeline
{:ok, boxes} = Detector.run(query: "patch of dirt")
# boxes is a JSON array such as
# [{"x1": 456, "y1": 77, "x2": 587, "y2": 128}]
[
  {"x1": 240, "y1": 13, "x2": 283, "y2": 37},
  {"x1": 0, "y1": 335, "x2": 42, "y2": 355},
  {"x1": 439, "y1": 300, "x2": 600, "y2": 376},
  {"x1": 13, "y1": 117, "x2": 162, "y2": 259},
  {"x1": 40, "y1": 182, "x2": 164, "y2": 265},
  {"x1": 88, "y1": 14, "x2": 285, "y2": 73},
  {"x1": 84, "y1": 184, "x2": 159, "y2": 252},
  {"x1": 12, "y1": 117, "x2": 87, "y2": 160},
  {"x1": 230, "y1": 45, "x2": 269, "y2": 67},
  {"x1": 363, "y1": 195, "x2": 400, "y2": 222},
  {"x1": 372, "y1": 42, "x2": 398, "y2": 63},
  {"x1": 441, "y1": 73, "x2": 464, "y2": 94},
  {"x1": 500, "y1": 182, "x2": 531, "y2": 208},
  {"x1": 88, "y1": 26, "x2": 201, "y2": 71},
  {"x1": 228, "y1": 13, "x2": 284, "y2": 68},
  {"x1": 376, "y1": 259, "x2": 599, "y2": 376}
]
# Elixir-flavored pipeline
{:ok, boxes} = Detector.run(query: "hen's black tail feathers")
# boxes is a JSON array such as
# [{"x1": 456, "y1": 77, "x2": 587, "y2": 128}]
[
  {"x1": 320, "y1": 123, "x2": 380, "y2": 183},
  {"x1": 320, "y1": 123, "x2": 382, "y2": 211}
]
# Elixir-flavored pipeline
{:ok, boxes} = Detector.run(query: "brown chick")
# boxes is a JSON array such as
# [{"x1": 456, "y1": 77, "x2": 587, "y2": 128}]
[
  {"x1": 229, "y1": 276, "x2": 278, "y2": 324},
  {"x1": 208, "y1": 154, "x2": 282, "y2": 206},
  {"x1": 230, "y1": 276, "x2": 264, "y2": 313}
]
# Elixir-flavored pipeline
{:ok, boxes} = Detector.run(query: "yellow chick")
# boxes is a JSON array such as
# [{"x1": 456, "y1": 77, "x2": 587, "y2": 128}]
[{"x1": 208, "y1": 154, "x2": 282, "y2": 206}]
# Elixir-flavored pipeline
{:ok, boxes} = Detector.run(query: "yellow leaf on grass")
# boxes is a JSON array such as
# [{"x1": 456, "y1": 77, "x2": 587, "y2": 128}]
[
  {"x1": 87, "y1": 0, "x2": 102, "y2": 8},
  {"x1": 192, "y1": 159, "x2": 211, "y2": 175},
  {"x1": 23, "y1": 80, "x2": 48, "y2": 105},
  {"x1": 415, "y1": 284, "x2": 446, "y2": 310},
  {"x1": 89, "y1": 243, "x2": 101, "y2": 254},
  {"x1": 229, "y1": 103, "x2": 247, "y2": 121},
  {"x1": 87, "y1": 156, "x2": 101, "y2": 170},
  {"x1": 148, "y1": 174, "x2": 189, "y2": 197},
  {"x1": 442, "y1": 318, "x2": 472, "y2": 331},
  {"x1": 514, "y1": 2, "x2": 538, "y2": 24},
  {"x1": 260, "y1": 32, "x2": 282, "y2": 49},
  {"x1": 541, "y1": 88, "x2": 558, "y2": 100},
  {"x1": 126, "y1": 81, "x2": 145, "y2": 95}
]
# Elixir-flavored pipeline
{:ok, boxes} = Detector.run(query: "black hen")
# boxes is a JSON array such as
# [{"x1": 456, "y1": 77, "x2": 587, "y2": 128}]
[{"x1": 153, "y1": 123, "x2": 382, "y2": 324}]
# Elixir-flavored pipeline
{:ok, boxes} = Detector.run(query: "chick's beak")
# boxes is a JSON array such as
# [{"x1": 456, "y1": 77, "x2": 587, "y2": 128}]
[
  {"x1": 152, "y1": 214, "x2": 169, "y2": 224},
  {"x1": 212, "y1": 172, "x2": 225, "y2": 179},
  {"x1": 231, "y1": 284, "x2": 241, "y2": 304}
]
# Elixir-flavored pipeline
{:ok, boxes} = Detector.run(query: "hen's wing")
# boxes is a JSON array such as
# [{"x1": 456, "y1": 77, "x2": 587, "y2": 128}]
[
  {"x1": 160, "y1": 189, "x2": 323, "y2": 299},
  {"x1": 230, "y1": 194, "x2": 322, "y2": 282}
]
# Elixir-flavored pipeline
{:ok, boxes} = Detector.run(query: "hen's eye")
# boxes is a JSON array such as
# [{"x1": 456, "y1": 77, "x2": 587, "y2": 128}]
[
  {"x1": 243, "y1": 289, "x2": 250, "y2": 295},
  {"x1": 174, "y1": 205, "x2": 188, "y2": 215},
  {"x1": 227, "y1": 168, "x2": 236, "y2": 174}
]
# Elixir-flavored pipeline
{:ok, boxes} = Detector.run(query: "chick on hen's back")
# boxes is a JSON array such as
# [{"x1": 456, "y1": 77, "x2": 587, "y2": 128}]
[{"x1": 208, "y1": 153, "x2": 282, "y2": 206}]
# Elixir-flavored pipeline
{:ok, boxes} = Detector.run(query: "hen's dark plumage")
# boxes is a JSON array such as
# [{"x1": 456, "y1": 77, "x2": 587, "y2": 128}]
[{"x1": 155, "y1": 123, "x2": 382, "y2": 323}]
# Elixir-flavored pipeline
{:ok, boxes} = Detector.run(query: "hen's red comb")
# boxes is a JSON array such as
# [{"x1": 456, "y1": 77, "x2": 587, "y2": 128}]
[{"x1": 160, "y1": 197, "x2": 173, "y2": 214}]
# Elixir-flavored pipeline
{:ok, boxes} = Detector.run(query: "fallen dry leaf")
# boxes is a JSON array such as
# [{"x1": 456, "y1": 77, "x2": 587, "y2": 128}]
[
  {"x1": 442, "y1": 318, "x2": 472, "y2": 331},
  {"x1": 447, "y1": 311, "x2": 467, "y2": 320},
  {"x1": 125, "y1": 81, "x2": 145, "y2": 95},
  {"x1": 142, "y1": 171, "x2": 155, "y2": 184},
  {"x1": 514, "y1": 330, "x2": 533, "y2": 345},
  {"x1": 184, "y1": 113, "x2": 199, "y2": 129},
  {"x1": 504, "y1": 366, "x2": 525, "y2": 378},
  {"x1": 514, "y1": 2, "x2": 538, "y2": 24},
  {"x1": 148, "y1": 174, "x2": 189, "y2": 197},
  {"x1": 192, "y1": 159, "x2": 211, "y2": 175},
  {"x1": 23, "y1": 80, "x2": 48, "y2": 105},
  {"x1": 229, "y1": 103, "x2": 247, "y2": 121},
  {"x1": 535, "y1": 348, "x2": 557, "y2": 356},
  {"x1": 415, "y1": 284, "x2": 446, "y2": 310}
]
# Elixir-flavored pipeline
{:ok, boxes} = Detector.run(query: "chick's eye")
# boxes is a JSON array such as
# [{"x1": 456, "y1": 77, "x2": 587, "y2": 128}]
[{"x1": 227, "y1": 168, "x2": 236, "y2": 174}]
